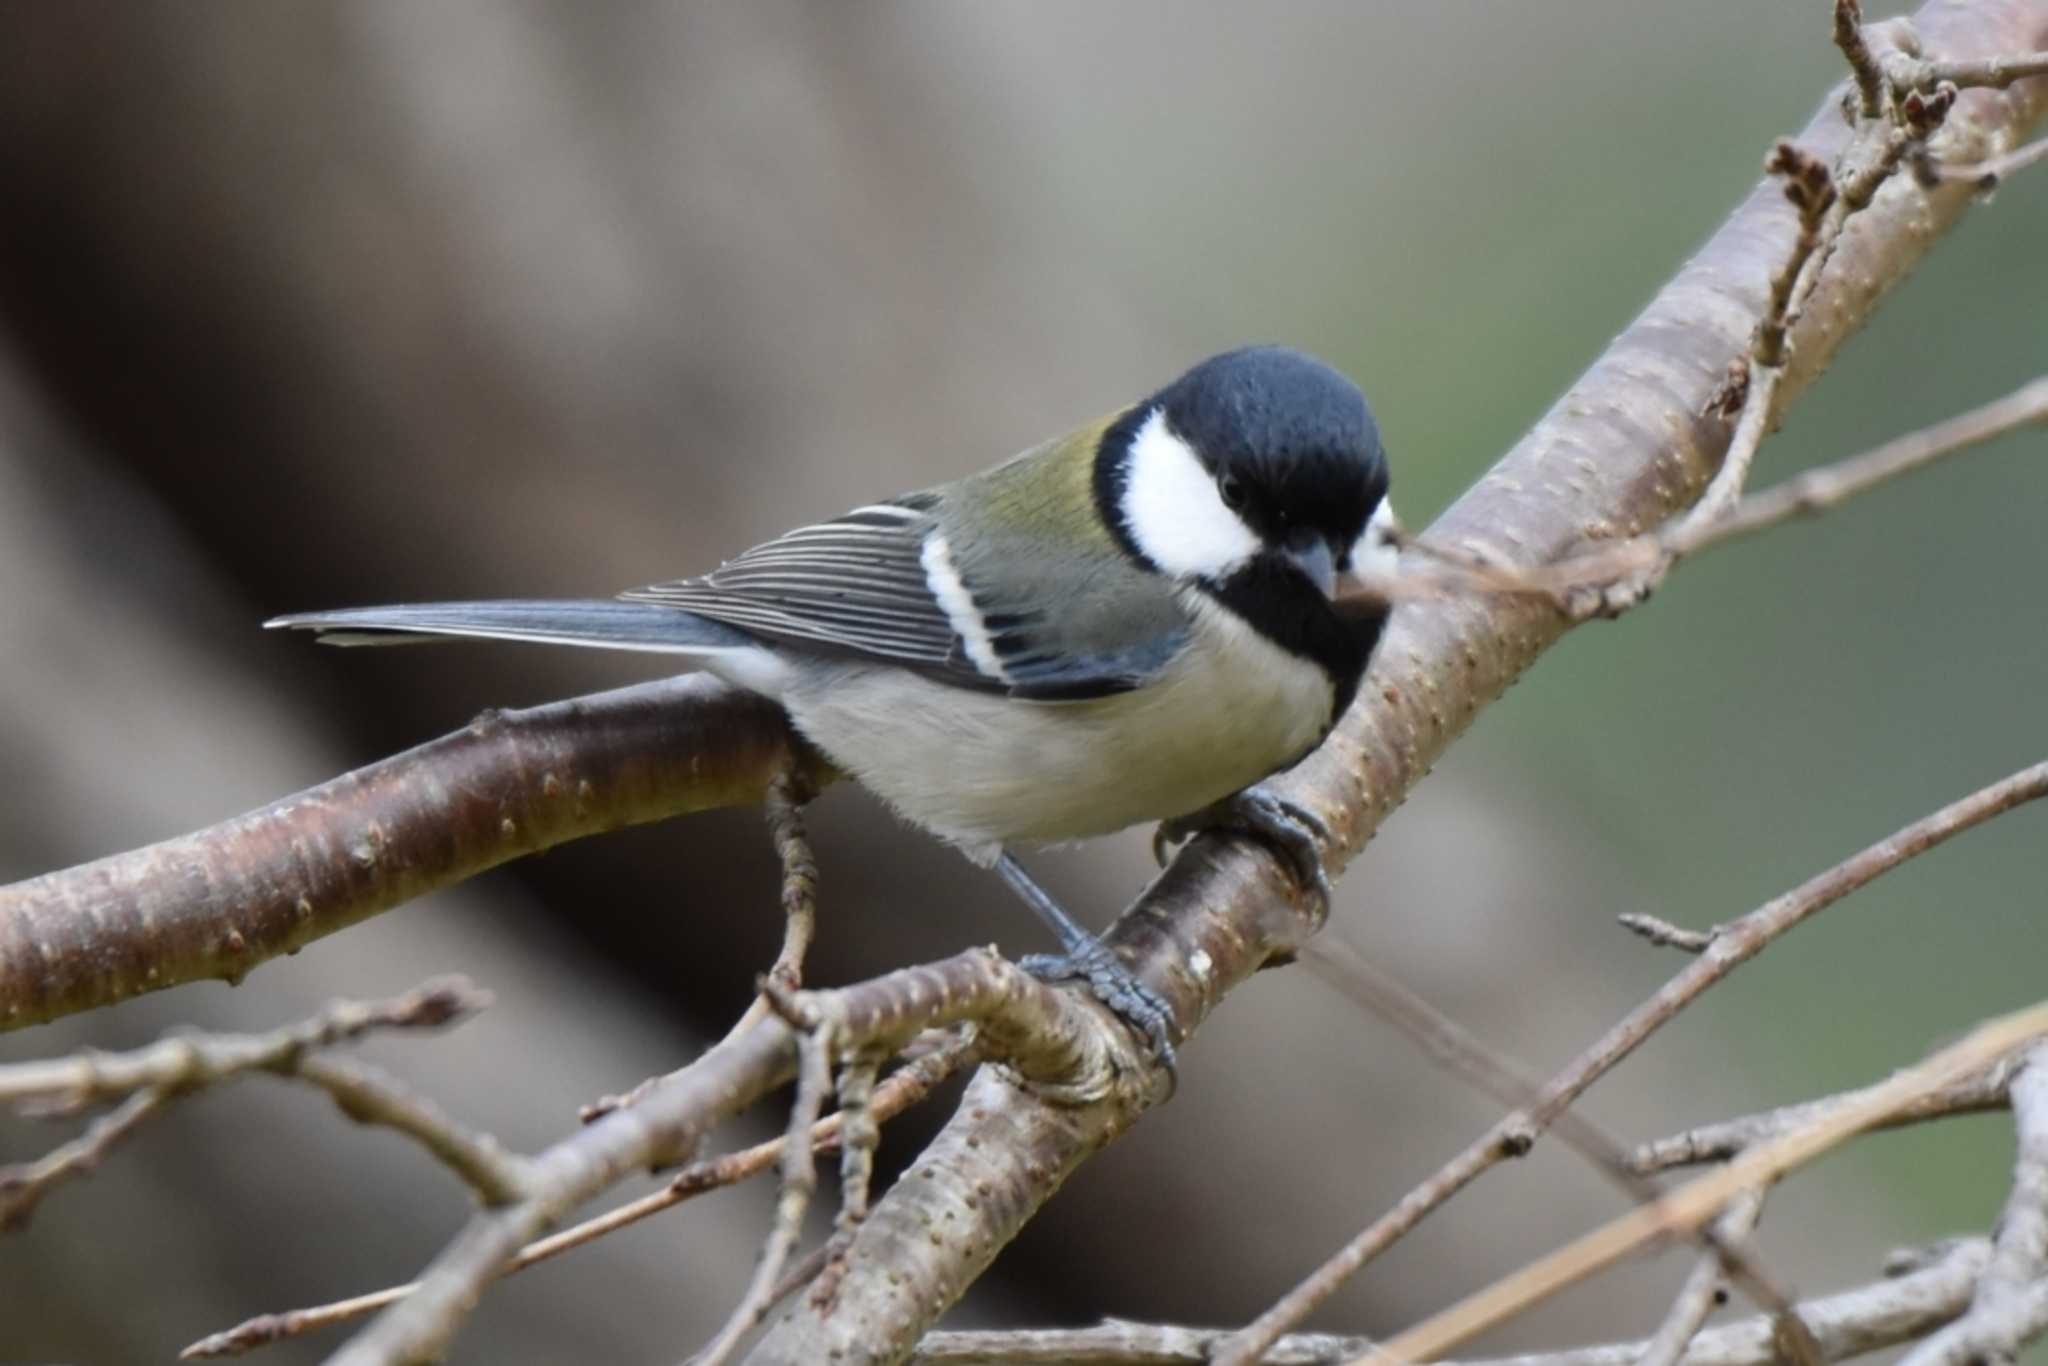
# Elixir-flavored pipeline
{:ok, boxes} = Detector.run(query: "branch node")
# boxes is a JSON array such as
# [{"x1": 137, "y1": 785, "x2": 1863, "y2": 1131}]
[{"x1": 1618, "y1": 913, "x2": 1719, "y2": 955}]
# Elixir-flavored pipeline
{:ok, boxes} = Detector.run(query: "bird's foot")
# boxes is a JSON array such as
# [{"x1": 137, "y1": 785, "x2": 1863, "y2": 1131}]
[
  {"x1": 1020, "y1": 943, "x2": 1178, "y2": 1072},
  {"x1": 994, "y1": 852, "x2": 1178, "y2": 1073},
  {"x1": 1154, "y1": 785, "x2": 1333, "y2": 912}
]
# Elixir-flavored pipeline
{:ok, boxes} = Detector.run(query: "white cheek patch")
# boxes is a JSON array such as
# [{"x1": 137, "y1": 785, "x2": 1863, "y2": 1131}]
[
  {"x1": 921, "y1": 532, "x2": 1011, "y2": 683},
  {"x1": 1120, "y1": 407, "x2": 1262, "y2": 579},
  {"x1": 1348, "y1": 500, "x2": 1401, "y2": 580}
]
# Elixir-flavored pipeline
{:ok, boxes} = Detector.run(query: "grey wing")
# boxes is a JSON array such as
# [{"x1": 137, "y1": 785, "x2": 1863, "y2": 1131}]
[{"x1": 621, "y1": 497, "x2": 1190, "y2": 700}]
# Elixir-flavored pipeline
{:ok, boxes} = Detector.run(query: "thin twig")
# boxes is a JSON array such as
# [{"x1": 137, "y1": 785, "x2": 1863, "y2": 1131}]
[
  {"x1": 1629, "y1": 1054, "x2": 2023, "y2": 1176},
  {"x1": 0, "y1": 978, "x2": 497, "y2": 1228},
  {"x1": 1371, "y1": 1000, "x2": 2048, "y2": 1364},
  {"x1": 0, "y1": 1088, "x2": 167, "y2": 1231},
  {"x1": 806, "y1": 1051, "x2": 884, "y2": 1313},
  {"x1": 1370, "y1": 376, "x2": 2048, "y2": 612},
  {"x1": 1897, "y1": 1043, "x2": 2048, "y2": 1366},
  {"x1": 1617, "y1": 913, "x2": 1717, "y2": 954},
  {"x1": 1886, "y1": 48, "x2": 2048, "y2": 91},
  {"x1": 763, "y1": 771, "x2": 820, "y2": 996},
  {"x1": 1935, "y1": 133, "x2": 2048, "y2": 188},
  {"x1": 580, "y1": 768, "x2": 825, "y2": 1125},
  {"x1": 693, "y1": 1003, "x2": 838, "y2": 1366},
  {"x1": 294, "y1": 1055, "x2": 524, "y2": 1205},
  {"x1": 1212, "y1": 760, "x2": 2048, "y2": 1366},
  {"x1": 0, "y1": 976, "x2": 485, "y2": 1106},
  {"x1": 1636, "y1": 1191, "x2": 1769, "y2": 1366},
  {"x1": 183, "y1": 1033, "x2": 975, "y2": 1359},
  {"x1": 1835, "y1": 0, "x2": 1887, "y2": 119},
  {"x1": 319, "y1": 950, "x2": 1120, "y2": 1366},
  {"x1": 1300, "y1": 941, "x2": 1818, "y2": 1366},
  {"x1": 912, "y1": 1237, "x2": 1992, "y2": 1365}
]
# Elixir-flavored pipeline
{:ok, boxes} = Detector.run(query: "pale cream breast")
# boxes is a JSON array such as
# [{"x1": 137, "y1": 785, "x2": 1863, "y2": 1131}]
[{"x1": 779, "y1": 593, "x2": 1335, "y2": 863}]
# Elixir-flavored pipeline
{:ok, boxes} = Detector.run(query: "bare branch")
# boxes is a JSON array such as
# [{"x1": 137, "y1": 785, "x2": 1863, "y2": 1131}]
[
  {"x1": 320, "y1": 950, "x2": 1132, "y2": 1366},
  {"x1": 1637, "y1": 1191, "x2": 1770, "y2": 1366},
  {"x1": 0, "y1": 676, "x2": 833, "y2": 1030},
  {"x1": 909, "y1": 1245, "x2": 1982, "y2": 1359},
  {"x1": 1630, "y1": 1054, "x2": 2023, "y2": 1176},
  {"x1": 1836, "y1": 0, "x2": 1888, "y2": 118},
  {"x1": 1213, "y1": 759, "x2": 2048, "y2": 1366},
  {"x1": 763, "y1": 771, "x2": 821, "y2": 996},
  {"x1": 1617, "y1": 913, "x2": 1717, "y2": 954},
  {"x1": 694, "y1": 1002, "x2": 838, "y2": 1366},
  {"x1": 1897, "y1": 1043, "x2": 2048, "y2": 1366},
  {"x1": 183, "y1": 1033, "x2": 974, "y2": 1360},
  {"x1": 0, "y1": 978, "x2": 498, "y2": 1228},
  {"x1": 1887, "y1": 47, "x2": 2048, "y2": 90},
  {"x1": 0, "y1": 1088, "x2": 166, "y2": 1232},
  {"x1": 0, "y1": 976, "x2": 485, "y2": 1106},
  {"x1": 911, "y1": 1237, "x2": 1993, "y2": 1366},
  {"x1": 293, "y1": 1055, "x2": 525, "y2": 1206},
  {"x1": 1375, "y1": 375, "x2": 2048, "y2": 615},
  {"x1": 1301, "y1": 940, "x2": 1818, "y2": 1365},
  {"x1": 1374, "y1": 1000, "x2": 2048, "y2": 1365}
]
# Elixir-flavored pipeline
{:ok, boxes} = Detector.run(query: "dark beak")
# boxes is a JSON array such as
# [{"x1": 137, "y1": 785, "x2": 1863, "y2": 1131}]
[{"x1": 1284, "y1": 537, "x2": 1337, "y2": 599}]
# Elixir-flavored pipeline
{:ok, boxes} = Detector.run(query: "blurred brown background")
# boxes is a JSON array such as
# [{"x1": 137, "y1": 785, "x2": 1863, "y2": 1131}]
[{"x1": 1, "y1": 3, "x2": 2043, "y2": 1362}]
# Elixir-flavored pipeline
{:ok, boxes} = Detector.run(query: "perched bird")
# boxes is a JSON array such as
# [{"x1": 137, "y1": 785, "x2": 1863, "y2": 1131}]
[{"x1": 270, "y1": 346, "x2": 1398, "y2": 1063}]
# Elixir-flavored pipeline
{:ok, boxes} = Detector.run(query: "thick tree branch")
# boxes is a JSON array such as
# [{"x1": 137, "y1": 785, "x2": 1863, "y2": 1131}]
[{"x1": 0, "y1": 676, "x2": 831, "y2": 1030}]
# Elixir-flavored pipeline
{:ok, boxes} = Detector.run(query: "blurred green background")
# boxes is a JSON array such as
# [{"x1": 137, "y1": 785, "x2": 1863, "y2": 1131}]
[{"x1": 0, "y1": 3, "x2": 2041, "y2": 1362}]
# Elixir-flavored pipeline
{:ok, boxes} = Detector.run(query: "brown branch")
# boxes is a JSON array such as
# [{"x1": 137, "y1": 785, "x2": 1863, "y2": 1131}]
[
  {"x1": 1897, "y1": 1043, "x2": 2048, "y2": 1366},
  {"x1": 694, "y1": 994, "x2": 838, "y2": 1366},
  {"x1": 1373, "y1": 374, "x2": 2048, "y2": 616},
  {"x1": 748, "y1": 4, "x2": 2048, "y2": 1357},
  {"x1": 1637, "y1": 1191, "x2": 1771, "y2": 1366},
  {"x1": 1837, "y1": 0, "x2": 1889, "y2": 118},
  {"x1": 908, "y1": 1237, "x2": 1992, "y2": 1366},
  {"x1": 1936, "y1": 130, "x2": 2048, "y2": 184},
  {"x1": 318, "y1": 950, "x2": 1132, "y2": 1366},
  {"x1": 1617, "y1": 912, "x2": 1717, "y2": 954},
  {"x1": 1374, "y1": 1001, "x2": 2048, "y2": 1365},
  {"x1": 1300, "y1": 939, "x2": 1817, "y2": 1360},
  {"x1": 1887, "y1": 46, "x2": 2048, "y2": 89},
  {"x1": 1212, "y1": 758, "x2": 2048, "y2": 1366},
  {"x1": 182, "y1": 1032, "x2": 974, "y2": 1359},
  {"x1": 0, "y1": 675, "x2": 833, "y2": 1031},
  {"x1": 1629, "y1": 1054, "x2": 2023, "y2": 1176},
  {"x1": 0, "y1": 1088, "x2": 166, "y2": 1232},
  {"x1": 0, "y1": 978, "x2": 497, "y2": 1229}
]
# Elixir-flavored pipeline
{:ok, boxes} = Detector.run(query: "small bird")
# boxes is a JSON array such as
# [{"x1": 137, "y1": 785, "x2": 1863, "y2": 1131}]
[{"x1": 270, "y1": 346, "x2": 1398, "y2": 1063}]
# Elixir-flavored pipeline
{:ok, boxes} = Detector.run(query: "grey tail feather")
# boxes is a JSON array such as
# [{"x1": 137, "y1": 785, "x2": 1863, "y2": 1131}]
[{"x1": 263, "y1": 598, "x2": 762, "y2": 654}]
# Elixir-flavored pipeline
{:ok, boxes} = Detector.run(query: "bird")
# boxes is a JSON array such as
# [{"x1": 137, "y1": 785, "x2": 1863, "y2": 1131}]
[{"x1": 269, "y1": 346, "x2": 1398, "y2": 1065}]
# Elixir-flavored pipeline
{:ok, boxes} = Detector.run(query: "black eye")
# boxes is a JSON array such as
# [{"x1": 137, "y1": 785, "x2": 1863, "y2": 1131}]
[{"x1": 1217, "y1": 472, "x2": 1246, "y2": 510}]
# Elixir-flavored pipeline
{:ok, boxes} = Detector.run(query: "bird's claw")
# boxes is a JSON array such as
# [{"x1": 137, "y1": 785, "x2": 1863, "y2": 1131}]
[
  {"x1": 1021, "y1": 945, "x2": 1178, "y2": 1074},
  {"x1": 1155, "y1": 786, "x2": 1334, "y2": 912}
]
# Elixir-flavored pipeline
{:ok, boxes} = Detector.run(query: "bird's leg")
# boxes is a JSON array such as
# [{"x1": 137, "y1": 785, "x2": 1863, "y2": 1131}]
[
  {"x1": 1153, "y1": 785, "x2": 1334, "y2": 912},
  {"x1": 994, "y1": 853, "x2": 1177, "y2": 1068}
]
